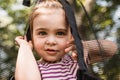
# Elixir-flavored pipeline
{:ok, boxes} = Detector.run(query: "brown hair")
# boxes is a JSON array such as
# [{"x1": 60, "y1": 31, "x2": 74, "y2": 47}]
[{"x1": 29, "y1": 0, "x2": 65, "y2": 38}]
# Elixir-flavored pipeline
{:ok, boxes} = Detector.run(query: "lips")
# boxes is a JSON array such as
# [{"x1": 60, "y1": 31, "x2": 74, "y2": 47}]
[{"x1": 45, "y1": 49, "x2": 59, "y2": 55}]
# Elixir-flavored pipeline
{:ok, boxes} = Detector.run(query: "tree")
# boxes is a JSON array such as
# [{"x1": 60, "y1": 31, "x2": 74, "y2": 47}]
[
  {"x1": 0, "y1": 0, "x2": 120, "y2": 80},
  {"x1": 0, "y1": 0, "x2": 30, "y2": 79}
]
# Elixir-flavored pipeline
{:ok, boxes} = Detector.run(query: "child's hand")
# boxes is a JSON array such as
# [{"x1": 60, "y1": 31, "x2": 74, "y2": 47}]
[
  {"x1": 65, "y1": 39, "x2": 89, "y2": 64},
  {"x1": 15, "y1": 36, "x2": 33, "y2": 49},
  {"x1": 65, "y1": 39, "x2": 77, "y2": 60}
]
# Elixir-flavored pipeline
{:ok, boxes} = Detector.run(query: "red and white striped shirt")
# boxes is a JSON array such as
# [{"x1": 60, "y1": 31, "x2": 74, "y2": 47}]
[{"x1": 37, "y1": 54, "x2": 79, "y2": 80}]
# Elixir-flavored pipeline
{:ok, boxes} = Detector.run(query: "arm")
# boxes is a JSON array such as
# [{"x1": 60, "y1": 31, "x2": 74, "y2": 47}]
[
  {"x1": 65, "y1": 39, "x2": 118, "y2": 64},
  {"x1": 15, "y1": 36, "x2": 41, "y2": 80},
  {"x1": 83, "y1": 40, "x2": 118, "y2": 64}
]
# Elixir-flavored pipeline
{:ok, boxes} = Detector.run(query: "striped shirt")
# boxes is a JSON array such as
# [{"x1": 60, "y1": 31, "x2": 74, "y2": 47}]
[{"x1": 37, "y1": 54, "x2": 79, "y2": 80}]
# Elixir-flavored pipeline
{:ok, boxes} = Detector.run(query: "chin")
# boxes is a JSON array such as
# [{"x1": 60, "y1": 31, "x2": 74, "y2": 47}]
[{"x1": 45, "y1": 57, "x2": 61, "y2": 63}]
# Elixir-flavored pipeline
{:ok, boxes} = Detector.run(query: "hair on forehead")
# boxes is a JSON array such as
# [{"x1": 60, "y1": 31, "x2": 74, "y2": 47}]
[
  {"x1": 35, "y1": 0, "x2": 63, "y2": 8},
  {"x1": 30, "y1": 0, "x2": 64, "y2": 22},
  {"x1": 29, "y1": 0, "x2": 68, "y2": 36}
]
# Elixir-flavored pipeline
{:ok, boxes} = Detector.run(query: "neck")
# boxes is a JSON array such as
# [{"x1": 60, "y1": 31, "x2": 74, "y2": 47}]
[{"x1": 39, "y1": 58, "x2": 61, "y2": 64}]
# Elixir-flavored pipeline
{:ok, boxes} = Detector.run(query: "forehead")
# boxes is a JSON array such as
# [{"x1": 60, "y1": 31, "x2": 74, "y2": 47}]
[
  {"x1": 33, "y1": 8, "x2": 68, "y2": 29},
  {"x1": 35, "y1": 7, "x2": 65, "y2": 16}
]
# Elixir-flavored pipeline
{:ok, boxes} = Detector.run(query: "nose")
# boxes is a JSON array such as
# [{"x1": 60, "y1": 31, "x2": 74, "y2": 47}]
[{"x1": 45, "y1": 36, "x2": 57, "y2": 46}]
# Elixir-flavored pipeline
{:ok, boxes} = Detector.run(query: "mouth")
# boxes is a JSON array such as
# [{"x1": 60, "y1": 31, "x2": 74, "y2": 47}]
[{"x1": 45, "y1": 49, "x2": 59, "y2": 55}]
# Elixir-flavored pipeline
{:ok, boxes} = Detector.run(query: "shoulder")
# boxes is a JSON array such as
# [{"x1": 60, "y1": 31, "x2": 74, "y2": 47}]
[
  {"x1": 37, "y1": 54, "x2": 79, "y2": 71},
  {"x1": 61, "y1": 54, "x2": 78, "y2": 64}
]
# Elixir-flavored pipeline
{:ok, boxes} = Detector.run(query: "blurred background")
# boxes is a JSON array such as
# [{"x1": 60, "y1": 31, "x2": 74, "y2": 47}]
[{"x1": 0, "y1": 0, "x2": 120, "y2": 80}]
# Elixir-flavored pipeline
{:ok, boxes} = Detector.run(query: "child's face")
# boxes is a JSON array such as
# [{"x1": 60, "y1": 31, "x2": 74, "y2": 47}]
[{"x1": 32, "y1": 8, "x2": 72, "y2": 62}]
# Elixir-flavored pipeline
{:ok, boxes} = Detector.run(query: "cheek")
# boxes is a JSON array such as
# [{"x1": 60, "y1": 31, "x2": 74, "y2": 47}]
[
  {"x1": 57, "y1": 39, "x2": 68, "y2": 50},
  {"x1": 33, "y1": 38, "x2": 44, "y2": 51}
]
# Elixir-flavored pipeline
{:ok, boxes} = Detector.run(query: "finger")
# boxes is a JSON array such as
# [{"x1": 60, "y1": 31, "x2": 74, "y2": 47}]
[
  {"x1": 15, "y1": 36, "x2": 24, "y2": 40},
  {"x1": 71, "y1": 52, "x2": 77, "y2": 60},
  {"x1": 15, "y1": 36, "x2": 22, "y2": 46},
  {"x1": 14, "y1": 40, "x2": 18, "y2": 46},
  {"x1": 15, "y1": 36, "x2": 24, "y2": 45},
  {"x1": 28, "y1": 40, "x2": 33, "y2": 49},
  {"x1": 24, "y1": 36, "x2": 27, "y2": 41},
  {"x1": 15, "y1": 36, "x2": 23, "y2": 43},
  {"x1": 65, "y1": 45, "x2": 76, "y2": 53}
]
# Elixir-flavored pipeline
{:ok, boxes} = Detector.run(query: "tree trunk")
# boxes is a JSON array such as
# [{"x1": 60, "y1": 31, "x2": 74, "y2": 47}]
[{"x1": 75, "y1": 0, "x2": 95, "y2": 39}]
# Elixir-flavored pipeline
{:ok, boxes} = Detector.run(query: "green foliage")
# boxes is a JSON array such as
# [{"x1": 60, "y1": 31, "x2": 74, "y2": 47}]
[
  {"x1": 0, "y1": 0, "x2": 120, "y2": 80},
  {"x1": 104, "y1": 52, "x2": 120, "y2": 80},
  {"x1": 0, "y1": 0, "x2": 31, "y2": 79}
]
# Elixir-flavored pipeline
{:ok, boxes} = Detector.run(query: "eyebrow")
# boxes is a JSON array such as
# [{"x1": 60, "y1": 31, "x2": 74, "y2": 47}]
[
  {"x1": 35, "y1": 27, "x2": 68, "y2": 31},
  {"x1": 56, "y1": 28, "x2": 68, "y2": 32},
  {"x1": 35, "y1": 28, "x2": 48, "y2": 31}
]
